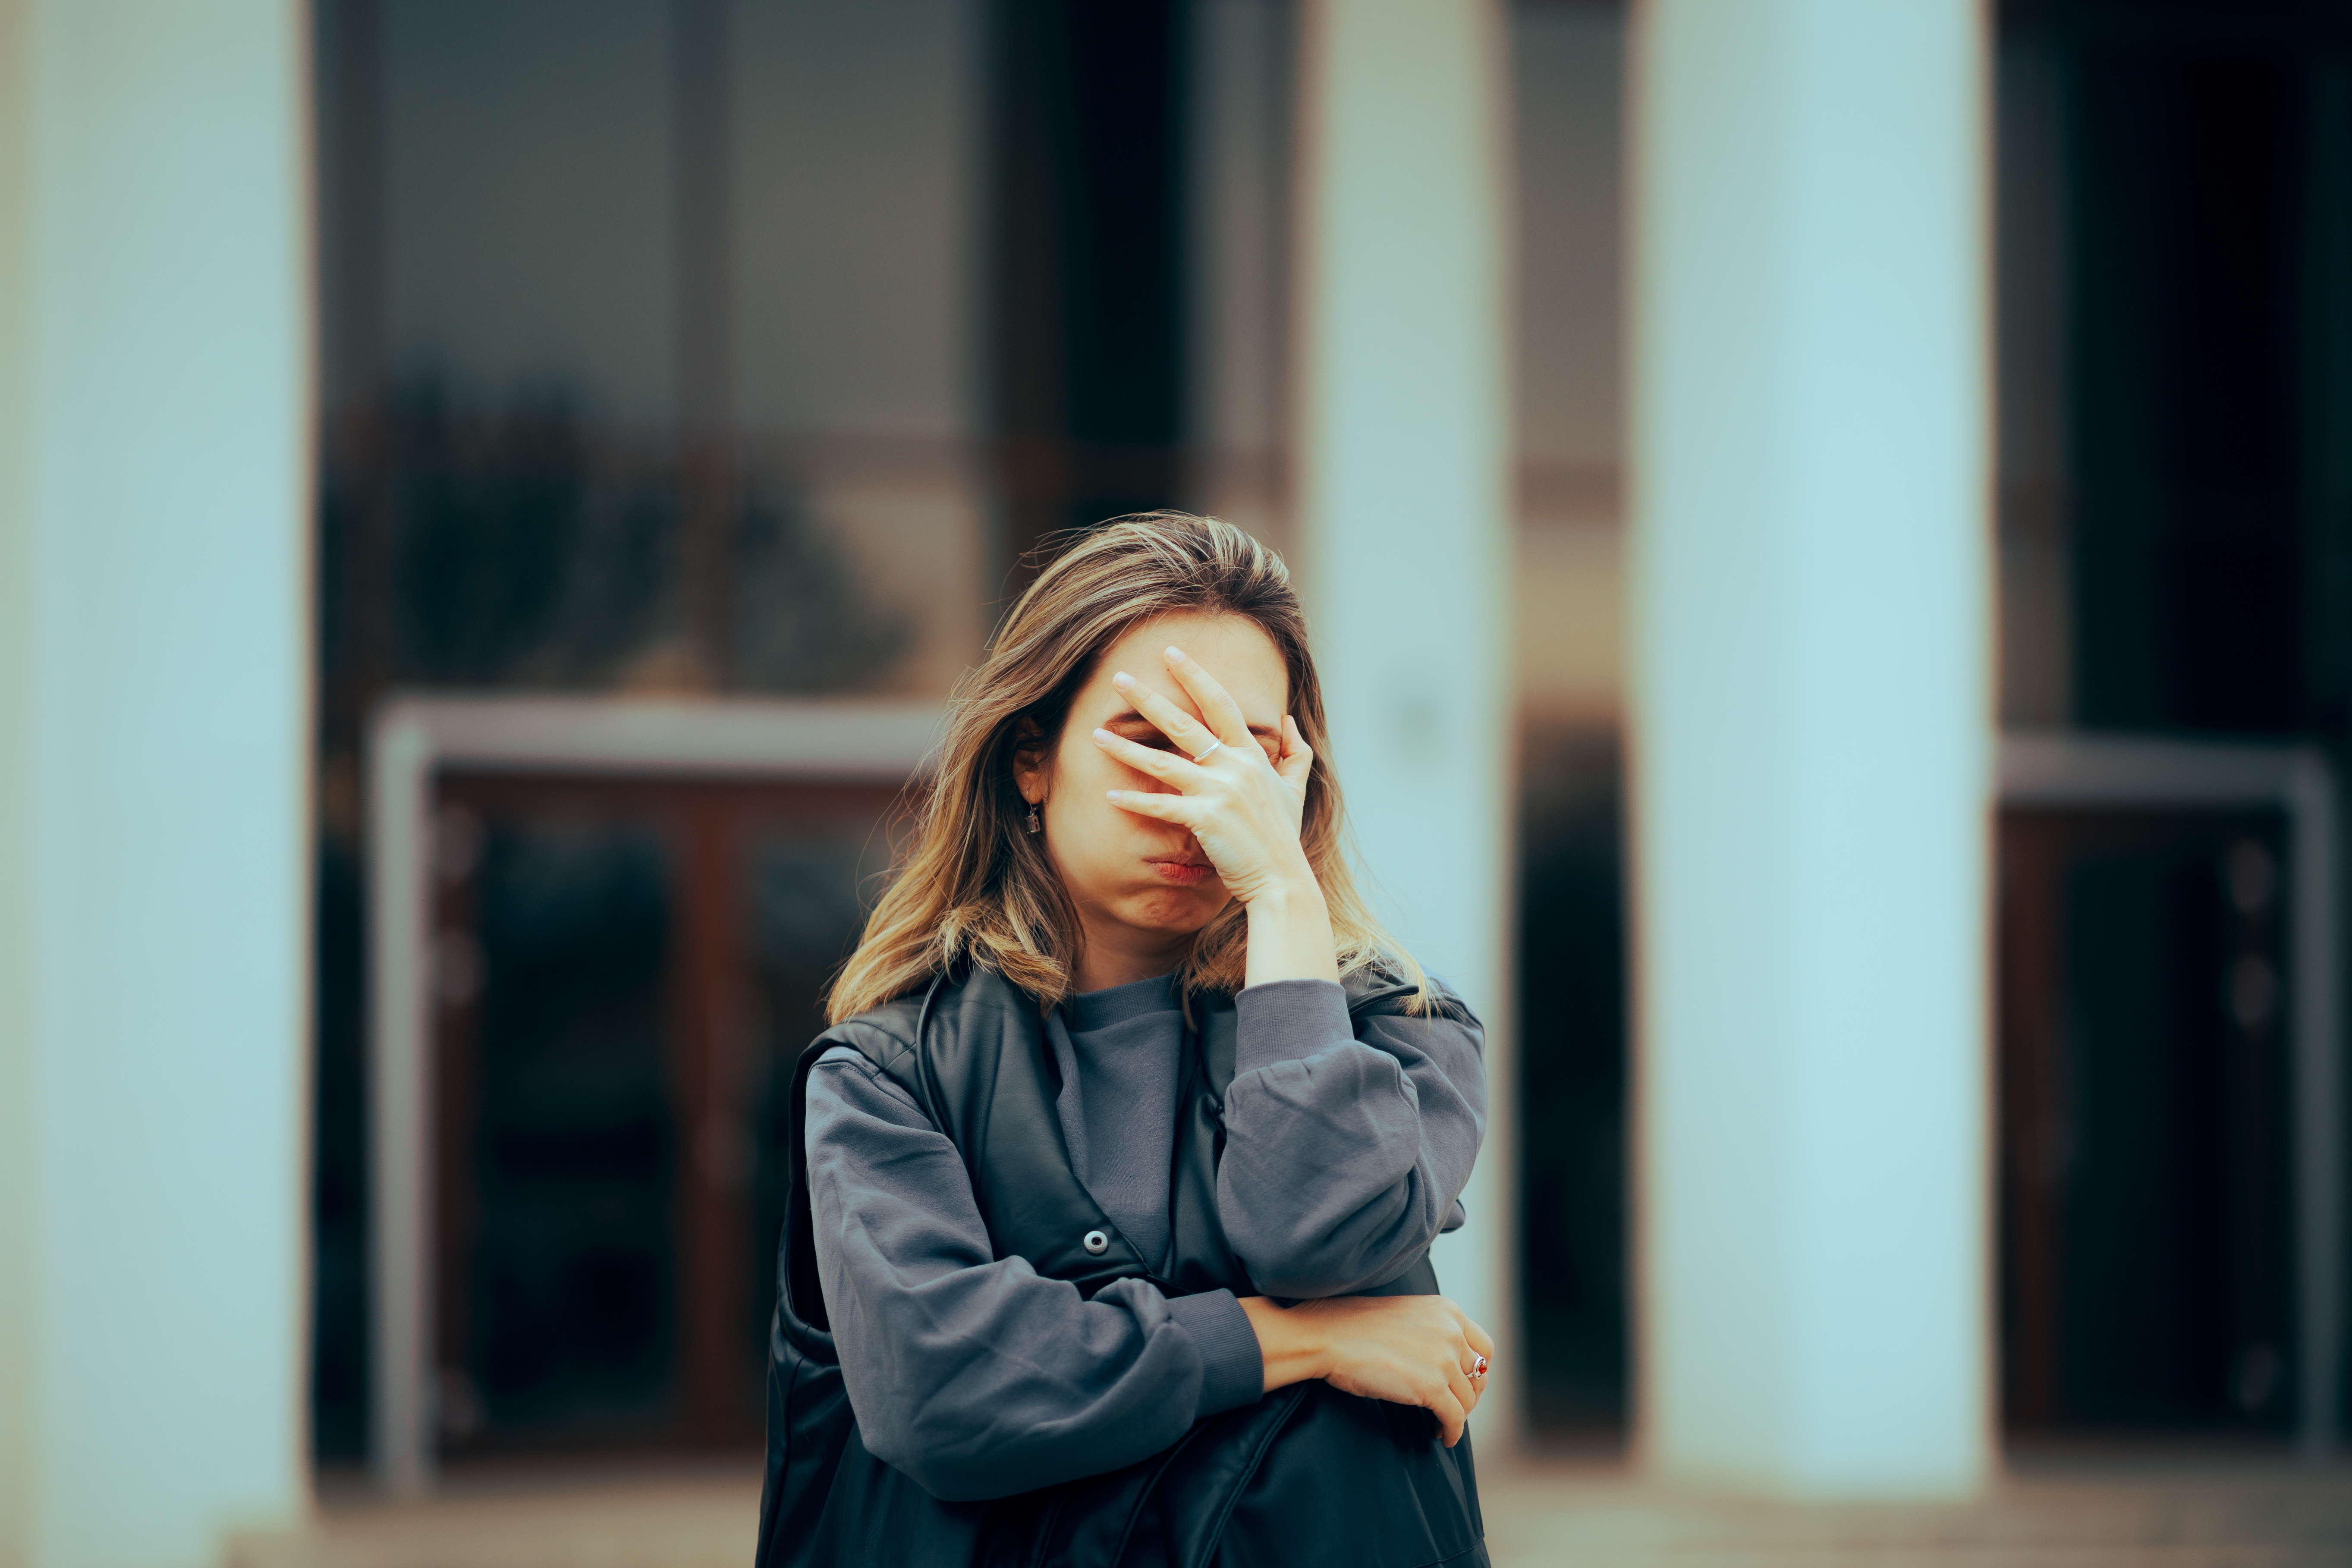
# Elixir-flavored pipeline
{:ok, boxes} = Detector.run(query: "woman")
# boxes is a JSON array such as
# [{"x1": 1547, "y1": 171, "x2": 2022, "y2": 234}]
[{"x1": 758, "y1": 513, "x2": 1493, "y2": 1568}]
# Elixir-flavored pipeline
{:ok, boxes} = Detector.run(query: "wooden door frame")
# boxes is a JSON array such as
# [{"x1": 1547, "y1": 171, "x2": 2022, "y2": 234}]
[
  {"x1": 1998, "y1": 733, "x2": 2341, "y2": 1459},
  {"x1": 365, "y1": 696, "x2": 941, "y2": 1494}
]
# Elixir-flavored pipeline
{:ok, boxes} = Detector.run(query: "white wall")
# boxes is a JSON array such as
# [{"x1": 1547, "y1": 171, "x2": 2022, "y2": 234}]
[
  {"x1": 1629, "y1": 0, "x2": 1992, "y2": 1497},
  {"x1": 1293, "y1": 0, "x2": 1518, "y2": 1433},
  {"x1": 0, "y1": 1, "x2": 312, "y2": 1562},
  {"x1": 0, "y1": 0, "x2": 37, "y2": 1545}
]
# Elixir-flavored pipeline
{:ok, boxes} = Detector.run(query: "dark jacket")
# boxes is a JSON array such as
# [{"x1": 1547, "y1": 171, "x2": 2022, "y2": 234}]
[{"x1": 756, "y1": 963, "x2": 1490, "y2": 1568}]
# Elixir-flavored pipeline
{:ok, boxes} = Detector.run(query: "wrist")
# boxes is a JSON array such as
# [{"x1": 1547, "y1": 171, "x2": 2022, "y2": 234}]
[
  {"x1": 1239, "y1": 866, "x2": 1341, "y2": 988},
  {"x1": 1239, "y1": 866, "x2": 1325, "y2": 912},
  {"x1": 1238, "y1": 1296, "x2": 1331, "y2": 1391}
]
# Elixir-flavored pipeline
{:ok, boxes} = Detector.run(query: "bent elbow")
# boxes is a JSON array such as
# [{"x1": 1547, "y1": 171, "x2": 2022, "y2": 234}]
[
  {"x1": 899, "y1": 1460, "x2": 1005, "y2": 1505},
  {"x1": 857, "y1": 1411, "x2": 1013, "y2": 1502},
  {"x1": 1245, "y1": 1261, "x2": 1358, "y2": 1299},
  {"x1": 1234, "y1": 1226, "x2": 1381, "y2": 1298},
  {"x1": 1231, "y1": 1208, "x2": 1445, "y2": 1299}
]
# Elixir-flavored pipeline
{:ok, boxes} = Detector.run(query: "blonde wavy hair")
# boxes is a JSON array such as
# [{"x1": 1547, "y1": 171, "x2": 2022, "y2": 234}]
[{"x1": 827, "y1": 511, "x2": 1427, "y2": 1022}]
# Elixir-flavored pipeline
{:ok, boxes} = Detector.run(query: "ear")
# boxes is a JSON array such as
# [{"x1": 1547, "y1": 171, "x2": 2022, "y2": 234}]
[{"x1": 1009, "y1": 714, "x2": 1051, "y2": 806}]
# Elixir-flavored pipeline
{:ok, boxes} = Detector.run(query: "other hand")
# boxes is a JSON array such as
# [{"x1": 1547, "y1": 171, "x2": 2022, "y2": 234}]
[{"x1": 1239, "y1": 1293, "x2": 1495, "y2": 1448}]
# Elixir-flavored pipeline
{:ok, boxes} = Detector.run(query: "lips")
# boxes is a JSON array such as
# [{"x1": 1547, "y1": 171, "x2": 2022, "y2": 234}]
[{"x1": 1145, "y1": 857, "x2": 1215, "y2": 886}]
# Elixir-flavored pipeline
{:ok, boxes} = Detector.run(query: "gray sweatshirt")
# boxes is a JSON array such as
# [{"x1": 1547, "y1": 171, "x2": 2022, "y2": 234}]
[{"x1": 802, "y1": 974, "x2": 1485, "y2": 1501}]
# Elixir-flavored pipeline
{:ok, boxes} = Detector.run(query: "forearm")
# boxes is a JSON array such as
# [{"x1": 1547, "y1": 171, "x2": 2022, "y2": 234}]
[
  {"x1": 1223, "y1": 1121, "x2": 1447, "y2": 1296},
  {"x1": 1217, "y1": 987, "x2": 1487, "y2": 1296},
  {"x1": 808, "y1": 1053, "x2": 1262, "y2": 1499},
  {"x1": 830, "y1": 1262, "x2": 1243, "y2": 1499}
]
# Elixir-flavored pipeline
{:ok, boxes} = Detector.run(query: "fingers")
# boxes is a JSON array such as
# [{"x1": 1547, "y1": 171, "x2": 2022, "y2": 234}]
[
  {"x1": 1104, "y1": 788, "x2": 1197, "y2": 825},
  {"x1": 1112, "y1": 671, "x2": 1219, "y2": 757},
  {"x1": 1162, "y1": 646, "x2": 1254, "y2": 747},
  {"x1": 1433, "y1": 1296, "x2": 1491, "y2": 1431},
  {"x1": 1275, "y1": 715, "x2": 1313, "y2": 792},
  {"x1": 1090, "y1": 726, "x2": 1192, "y2": 786},
  {"x1": 1447, "y1": 1362, "x2": 1481, "y2": 1418},
  {"x1": 1430, "y1": 1386, "x2": 1468, "y2": 1448},
  {"x1": 1438, "y1": 1297, "x2": 1497, "y2": 1364},
  {"x1": 1447, "y1": 1321, "x2": 1483, "y2": 1417}
]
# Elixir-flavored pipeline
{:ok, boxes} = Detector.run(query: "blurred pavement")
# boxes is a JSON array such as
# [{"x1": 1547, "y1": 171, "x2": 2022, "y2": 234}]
[{"x1": 228, "y1": 1454, "x2": 2352, "y2": 1568}]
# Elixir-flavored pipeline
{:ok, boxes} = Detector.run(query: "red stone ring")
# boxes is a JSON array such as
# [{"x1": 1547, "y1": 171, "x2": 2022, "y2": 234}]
[{"x1": 1472, "y1": 1355, "x2": 1489, "y2": 1379}]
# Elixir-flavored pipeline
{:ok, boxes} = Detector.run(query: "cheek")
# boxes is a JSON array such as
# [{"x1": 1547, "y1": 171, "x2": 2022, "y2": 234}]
[
  {"x1": 1049, "y1": 786, "x2": 1116, "y2": 843},
  {"x1": 1043, "y1": 745, "x2": 1129, "y2": 843},
  {"x1": 1043, "y1": 790, "x2": 1146, "y2": 901}
]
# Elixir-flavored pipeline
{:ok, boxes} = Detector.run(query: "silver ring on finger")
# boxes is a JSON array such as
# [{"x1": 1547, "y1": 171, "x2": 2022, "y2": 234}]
[
  {"x1": 1472, "y1": 1355, "x2": 1489, "y2": 1379},
  {"x1": 1191, "y1": 738, "x2": 1223, "y2": 764}
]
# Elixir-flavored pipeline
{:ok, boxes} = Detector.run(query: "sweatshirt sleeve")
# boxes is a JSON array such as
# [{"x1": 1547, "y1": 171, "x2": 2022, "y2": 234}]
[
  {"x1": 1215, "y1": 978, "x2": 1487, "y2": 1298},
  {"x1": 805, "y1": 1046, "x2": 1264, "y2": 1502}
]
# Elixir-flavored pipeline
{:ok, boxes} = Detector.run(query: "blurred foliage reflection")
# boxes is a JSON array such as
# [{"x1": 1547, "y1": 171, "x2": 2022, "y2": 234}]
[{"x1": 320, "y1": 384, "x2": 913, "y2": 704}]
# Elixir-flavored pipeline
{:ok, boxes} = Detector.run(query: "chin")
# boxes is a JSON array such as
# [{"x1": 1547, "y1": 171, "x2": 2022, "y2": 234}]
[{"x1": 1118, "y1": 885, "x2": 1229, "y2": 934}]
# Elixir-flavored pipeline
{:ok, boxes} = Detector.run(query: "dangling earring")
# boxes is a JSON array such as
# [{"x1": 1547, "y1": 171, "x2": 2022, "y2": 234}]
[{"x1": 1027, "y1": 803, "x2": 1042, "y2": 835}]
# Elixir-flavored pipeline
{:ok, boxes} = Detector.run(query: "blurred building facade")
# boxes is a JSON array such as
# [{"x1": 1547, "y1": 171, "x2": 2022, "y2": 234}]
[{"x1": 5, "y1": 0, "x2": 2352, "y2": 1563}]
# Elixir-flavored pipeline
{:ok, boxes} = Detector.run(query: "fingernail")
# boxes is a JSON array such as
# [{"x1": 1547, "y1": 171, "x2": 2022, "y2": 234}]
[
  {"x1": 1112, "y1": 672, "x2": 1135, "y2": 690},
  {"x1": 1091, "y1": 728, "x2": 1112, "y2": 743},
  {"x1": 1165, "y1": 646, "x2": 1183, "y2": 661},
  {"x1": 1105, "y1": 789, "x2": 1123, "y2": 801}
]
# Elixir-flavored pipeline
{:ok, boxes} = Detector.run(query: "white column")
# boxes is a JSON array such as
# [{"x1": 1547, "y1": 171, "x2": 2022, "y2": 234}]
[
  {"x1": 1293, "y1": 0, "x2": 1517, "y2": 1428},
  {"x1": 0, "y1": 2, "x2": 312, "y2": 1563},
  {"x1": 1629, "y1": 0, "x2": 1992, "y2": 1496}
]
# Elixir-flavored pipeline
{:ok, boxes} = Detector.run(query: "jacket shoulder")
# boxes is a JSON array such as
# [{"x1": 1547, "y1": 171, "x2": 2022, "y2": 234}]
[
  {"x1": 1341, "y1": 961, "x2": 1479, "y2": 1028},
  {"x1": 811, "y1": 964, "x2": 1038, "y2": 1081},
  {"x1": 813, "y1": 991, "x2": 927, "y2": 1077}
]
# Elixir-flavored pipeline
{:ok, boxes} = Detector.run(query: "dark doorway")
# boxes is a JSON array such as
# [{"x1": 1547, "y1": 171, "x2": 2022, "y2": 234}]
[
  {"x1": 426, "y1": 771, "x2": 904, "y2": 1457},
  {"x1": 1998, "y1": 808, "x2": 2299, "y2": 1435},
  {"x1": 1515, "y1": 723, "x2": 1629, "y2": 1439}
]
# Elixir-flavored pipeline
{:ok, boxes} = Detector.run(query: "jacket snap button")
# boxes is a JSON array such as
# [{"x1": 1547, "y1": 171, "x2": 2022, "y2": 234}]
[{"x1": 1082, "y1": 1229, "x2": 1109, "y2": 1256}]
